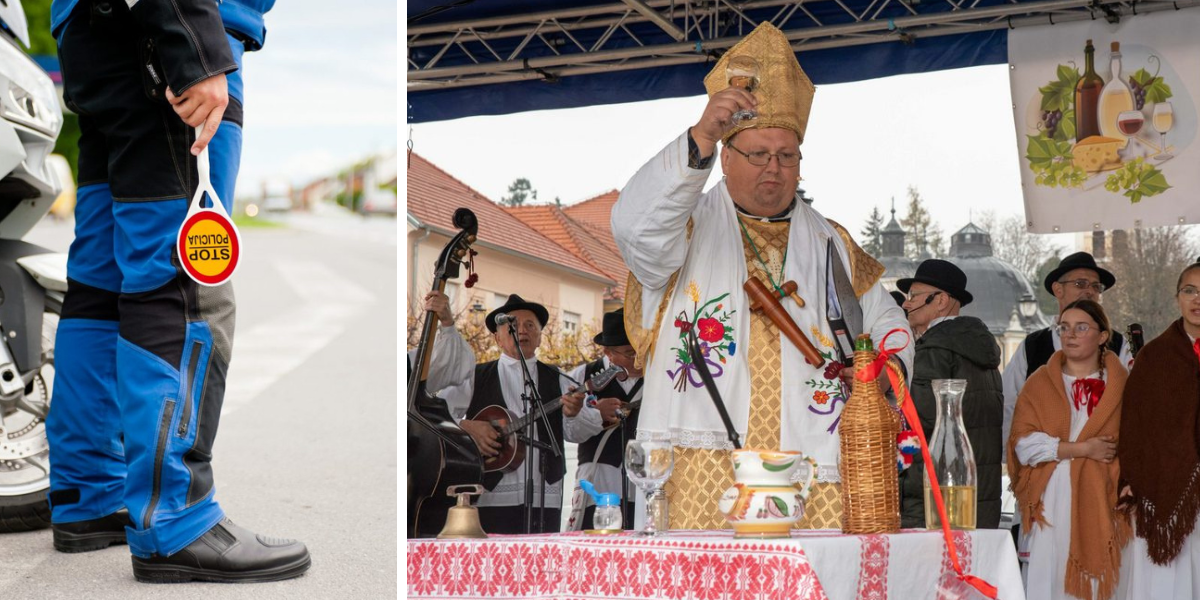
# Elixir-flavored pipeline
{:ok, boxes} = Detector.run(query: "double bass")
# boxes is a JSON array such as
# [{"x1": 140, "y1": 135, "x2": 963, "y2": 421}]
[{"x1": 407, "y1": 208, "x2": 484, "y2": 538}]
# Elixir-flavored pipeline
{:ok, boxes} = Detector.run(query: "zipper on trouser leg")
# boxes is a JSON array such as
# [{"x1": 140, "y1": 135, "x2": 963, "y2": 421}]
[
  {"x1": 177, "y1": 341, "x2": 202, "y2": 438},
  {"x1": 144, "y1": 398, "x2": 177, "y2": 530}
]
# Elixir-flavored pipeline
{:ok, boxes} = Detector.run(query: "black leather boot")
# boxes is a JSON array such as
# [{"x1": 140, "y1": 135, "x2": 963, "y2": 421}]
[
  {"x1": 52, "y1": 508, "x2": 132, "y2": 553},
  {"x1": 131, "y1": 518, "x2": 311, "y2": 583}
]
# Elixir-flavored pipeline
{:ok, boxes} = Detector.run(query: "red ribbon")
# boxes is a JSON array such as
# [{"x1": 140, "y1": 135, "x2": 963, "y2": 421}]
[
  {"x1": 1071, "y1": 378, "x2": 1105, "y2": 417},
  {"x1": 856, "y1": 327, "x2": 999, "y2": 599}
]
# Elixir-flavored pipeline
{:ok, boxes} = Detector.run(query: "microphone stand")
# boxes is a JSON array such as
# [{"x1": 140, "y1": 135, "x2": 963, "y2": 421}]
[
  {"x1": 618, "y1": 409, "x2": 632, "y2": 528},
  {"x1": 509, "y1": 319, "x2": 561, "y2": 534}
]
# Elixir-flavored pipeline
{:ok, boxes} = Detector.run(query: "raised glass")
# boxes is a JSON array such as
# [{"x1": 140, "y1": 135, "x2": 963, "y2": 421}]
[{"x1": 725, "y1": 55, "x2": 760, "y2": 126}]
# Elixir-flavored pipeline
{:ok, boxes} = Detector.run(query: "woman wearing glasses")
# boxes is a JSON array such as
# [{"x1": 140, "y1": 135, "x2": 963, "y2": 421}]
[
  {"x1": 1118, "y1": 262, "x2": 1200, "y2": 599},
  {"x1": 1008, "y1": 299, "x2": 1130, "y2": 600}
]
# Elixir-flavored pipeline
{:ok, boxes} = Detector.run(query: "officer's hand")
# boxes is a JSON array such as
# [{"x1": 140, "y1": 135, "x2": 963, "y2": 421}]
[
  {"x1": 561, "y1": 390, "x2": 586, "y2": 417},
  {"x1": 459, "y1": 419, "x2": 502, "y2": 458},
  {"x1": 166, "y1": 73, "x2": 229, "y2": 156},
  {"x1": 690, "y1": 87, "x2": 757, "y2": 158}
]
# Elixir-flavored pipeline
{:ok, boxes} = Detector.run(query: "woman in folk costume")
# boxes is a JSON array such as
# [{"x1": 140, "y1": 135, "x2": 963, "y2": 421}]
[
  {"x1": 611, "y1": 22, "x2": 911, "y2": 530},
  {"x1": 1117, "y1": 262, "x2": 1200, "y2": 599},
  {"x1": 1007, "y1": 299, "x2": 1130, "y2": 600}
]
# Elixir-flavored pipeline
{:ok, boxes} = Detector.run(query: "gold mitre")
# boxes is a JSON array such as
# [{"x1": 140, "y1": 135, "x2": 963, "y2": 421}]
[{"x1": 704, "y1": 22, "x2": 815, "y2": 144}]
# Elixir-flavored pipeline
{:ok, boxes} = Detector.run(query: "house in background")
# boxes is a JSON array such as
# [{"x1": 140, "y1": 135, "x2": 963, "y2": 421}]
[
  {"x1": 505, "y1": 190, "x2": 628, "y2": 314},
  {"x1": 407, "y1": 153, "x2": 616, "y2": 332}
]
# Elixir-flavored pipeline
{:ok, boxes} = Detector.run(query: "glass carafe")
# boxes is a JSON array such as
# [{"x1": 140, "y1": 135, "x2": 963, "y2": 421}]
[{"x1": 924, "y1": 379, "x2": 977, "y2": 530}]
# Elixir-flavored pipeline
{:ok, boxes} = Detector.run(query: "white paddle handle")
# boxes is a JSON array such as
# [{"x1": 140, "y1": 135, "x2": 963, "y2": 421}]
[{"x1": 188, "y1": 125, "x2": 227, "y2": 218}]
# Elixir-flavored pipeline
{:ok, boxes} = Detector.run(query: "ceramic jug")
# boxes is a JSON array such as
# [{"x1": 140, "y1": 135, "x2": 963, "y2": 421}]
[{"x1": 717, "y1": 449, "x2": 818, "y2": 538}]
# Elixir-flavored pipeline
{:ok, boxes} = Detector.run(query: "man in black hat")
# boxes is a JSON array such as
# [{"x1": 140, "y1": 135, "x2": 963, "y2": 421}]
[
  {"x1": 897, "y1": 259, "x2": 1004, "y2": 529},
  {"x1": 566, "y1": 309, "x2": 643, "y2": 531},
  {"x1": 457, "y1": 295, "x2": 605, "y2": 534},
  {"x1": 1001, "y1": 252, "x2": 1130, "y2": 447}
]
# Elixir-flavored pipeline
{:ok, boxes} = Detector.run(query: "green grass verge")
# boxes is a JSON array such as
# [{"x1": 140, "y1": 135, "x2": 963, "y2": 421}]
[{"x1": 233, "y1": 215, "x2": 286, "y2": 229}]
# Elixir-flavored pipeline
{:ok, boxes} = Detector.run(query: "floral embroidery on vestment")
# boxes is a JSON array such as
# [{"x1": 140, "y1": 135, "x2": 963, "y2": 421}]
[{"x1": 667, "y1": 280, "x2": 737, "y2": 392}]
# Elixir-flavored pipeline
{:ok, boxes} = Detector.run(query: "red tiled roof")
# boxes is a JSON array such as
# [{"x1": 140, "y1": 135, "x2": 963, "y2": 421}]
[
  {"x1": 506, "y1": 205, "x2": 629, "y2": 300},
  {"x1": 565, "y1": 189, "x2": 619, "y2": 231},
  {"x1": 406, "y1": 153, "x2": 613, "y2": 283}
]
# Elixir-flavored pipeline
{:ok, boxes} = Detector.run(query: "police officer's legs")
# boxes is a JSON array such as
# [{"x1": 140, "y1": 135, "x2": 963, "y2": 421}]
[{"x1": 48, "y1": 6, "x2": 307, "y2": 581}]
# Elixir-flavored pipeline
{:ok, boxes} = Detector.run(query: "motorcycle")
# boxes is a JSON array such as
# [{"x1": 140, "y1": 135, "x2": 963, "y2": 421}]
[{"x1": 0, "y1": 1, "x2": 70, "y2": 532}]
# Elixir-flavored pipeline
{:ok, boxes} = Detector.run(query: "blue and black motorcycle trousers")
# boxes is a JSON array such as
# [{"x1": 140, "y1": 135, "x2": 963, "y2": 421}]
[{"x1": 47, "y1": 4, "x2": 246, "y2": 558}]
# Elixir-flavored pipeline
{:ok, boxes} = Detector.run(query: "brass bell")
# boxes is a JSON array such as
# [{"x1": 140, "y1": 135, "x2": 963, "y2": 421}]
[{"x1": 437, "y1": 484, "x2": 488, "y2": 539}]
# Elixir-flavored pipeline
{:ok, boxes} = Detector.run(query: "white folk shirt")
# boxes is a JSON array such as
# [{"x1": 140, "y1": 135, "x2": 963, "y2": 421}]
[
  {"x1": 569, "y1": 356, "x2": 643, "y2": 501},
  {"x1": 1014, "y1": 370, "x2": 1103, "y2": 600},
  {"x1": 407, "y1": 324, "x2": 474, "y2": 397},
  {"x1": 465, "y1": 353, "x2": 603, "y2": 508},
  {"x1": 612, "y1": 131, "x2": 912, "y2": 482}
]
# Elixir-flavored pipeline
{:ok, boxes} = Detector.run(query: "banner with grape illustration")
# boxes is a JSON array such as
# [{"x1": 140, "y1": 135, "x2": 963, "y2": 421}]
[{"x1": 1009, "y1": 10, "x2": 1200, "y2": 233}]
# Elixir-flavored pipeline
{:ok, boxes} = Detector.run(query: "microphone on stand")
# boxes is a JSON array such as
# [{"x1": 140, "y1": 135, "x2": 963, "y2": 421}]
[
  {"x1": 494, "y1": 312, "x2": 516, "y2": 326},
  {"x1": 1127, "y1": 323, "x2": 1145, "y2": 359}
]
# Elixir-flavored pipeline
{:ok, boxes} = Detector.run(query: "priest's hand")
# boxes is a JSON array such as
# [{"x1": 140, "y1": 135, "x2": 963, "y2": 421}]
[
  {"x1": 460, "y1": 419, "x2": 502, "y2": 458},
  {"x1": 841, "y1": 363, "x2": 892, "y2": 394},
  {"x1": 561, "y1": 390, "x2": 586, "y2": 417},
  {"x1": 691, "y1": 88, "x2": 757, "y2": 158}
]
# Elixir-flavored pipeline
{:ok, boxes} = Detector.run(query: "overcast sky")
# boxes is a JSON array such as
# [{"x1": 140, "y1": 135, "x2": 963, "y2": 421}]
[
  {"x1": 237, "y1": 0, "x2": 396, "y2": 200},
  {"x1": 408, "y1": 63, "x2": 1042, "y2": 243}
]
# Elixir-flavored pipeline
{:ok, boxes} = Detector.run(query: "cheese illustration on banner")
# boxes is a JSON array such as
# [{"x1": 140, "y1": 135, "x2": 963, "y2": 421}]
[{"x1": 177, "y1": 126, "x2": 241, "y2": 286}]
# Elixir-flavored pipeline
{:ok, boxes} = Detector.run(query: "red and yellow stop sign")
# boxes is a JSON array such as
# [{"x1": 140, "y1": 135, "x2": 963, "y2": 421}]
[{"x1": 177, "y1": 211, "x2": 240, "y2": 285}]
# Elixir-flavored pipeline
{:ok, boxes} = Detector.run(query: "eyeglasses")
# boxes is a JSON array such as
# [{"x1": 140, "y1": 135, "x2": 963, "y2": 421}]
[
  {"x1": 906, "y1": 290, "x2": 941, "y2": 303},
  {"x1": 725, "y1": 141, "x2": 802, "y2": 167},
  {"x1": 1053, "y1": 323, "x2": 1098, "y2": 337},
  {"x1": 1057, "y1": 279, "x2": 1106, "y2": 293},
  {"x1": 1179, "y1": 286, "x2": 1200, "y2": 299}
]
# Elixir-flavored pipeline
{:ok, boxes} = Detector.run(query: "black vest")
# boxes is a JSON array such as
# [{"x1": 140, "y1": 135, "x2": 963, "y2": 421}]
[
  {"x1": 467, "y1": 359, "x2": 567, "y2": 484},
  {"x1": 577, "y1": 359, "x2": 642, "y2": 469},
  {"x1": 1025, "y1": 328, "x2": 1125, "y2": 378}
]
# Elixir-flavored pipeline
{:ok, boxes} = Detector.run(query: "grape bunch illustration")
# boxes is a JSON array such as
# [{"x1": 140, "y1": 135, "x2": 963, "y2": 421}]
[
  {"x1": 1041, "y1": 109, "x2": 1063, "y2": 138},
  {"x1": 1129, "y1": 77, "x2": 1148, "y2": 110}
]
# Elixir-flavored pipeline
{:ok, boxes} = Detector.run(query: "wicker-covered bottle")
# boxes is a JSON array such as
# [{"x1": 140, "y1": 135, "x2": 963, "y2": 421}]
[{"x1": 838, "y1": 334, "x2": 901, "y2": 533}]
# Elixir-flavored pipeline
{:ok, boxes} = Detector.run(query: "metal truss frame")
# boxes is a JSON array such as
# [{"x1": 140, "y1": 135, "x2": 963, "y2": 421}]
[{"x1": 408, "y1": 0, "x2": 1199, "y2": 91}]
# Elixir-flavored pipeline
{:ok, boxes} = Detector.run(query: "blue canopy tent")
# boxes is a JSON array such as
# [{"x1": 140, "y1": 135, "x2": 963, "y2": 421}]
[{"x1": 407, "y1": 0, "x2": 1153, "y2": 123}]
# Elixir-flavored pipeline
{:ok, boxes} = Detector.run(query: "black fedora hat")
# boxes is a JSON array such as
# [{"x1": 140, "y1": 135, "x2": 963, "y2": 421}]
[
  {"x1": 1043, "y1": 252, "x2": 1116, "y2": 294},
  {"x1": 896, "y1": 259, "x2": 974, "y2": 306},
  {"x1": 486, "y1": 294, "x2": 549, "y2": 333},
  {"x1": 593, "y1": 309, "x2": 631, "y2": 347}
]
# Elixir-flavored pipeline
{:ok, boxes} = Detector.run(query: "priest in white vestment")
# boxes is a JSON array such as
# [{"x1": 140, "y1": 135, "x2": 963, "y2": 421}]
[{"x1": 611, "y1": 22, "x2": 912, "y2": 530}]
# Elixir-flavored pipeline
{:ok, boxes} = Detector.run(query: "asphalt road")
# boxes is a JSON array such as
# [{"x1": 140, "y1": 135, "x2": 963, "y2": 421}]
[{"x1": 1, "y1": 207, "x2": 398, "y2": 599}]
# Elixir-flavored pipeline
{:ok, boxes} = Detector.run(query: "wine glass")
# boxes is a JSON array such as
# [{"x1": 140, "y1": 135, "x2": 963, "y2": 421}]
[
  {"x1": 625, "y1": 440, "x2": 674, "y2": 536},
  {"x1": 1153, "y1": 102, "x2": 1174, "y2": 159},
  {"x1": 1116, "y1": 110, "x2": 1145, "y2": 158},
  {"x1": 725, "y1": 55, "x2": 760, "y2": 126}
]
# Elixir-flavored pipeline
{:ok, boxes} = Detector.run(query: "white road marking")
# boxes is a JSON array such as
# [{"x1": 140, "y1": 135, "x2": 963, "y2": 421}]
[{"x1": 221, "y1": 260, "x2": 374, "y2": 415}]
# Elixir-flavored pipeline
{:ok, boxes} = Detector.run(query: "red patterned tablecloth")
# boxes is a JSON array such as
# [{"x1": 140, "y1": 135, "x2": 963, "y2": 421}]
[{"x1": 406, "y1": 529, "x2": 1026, "y2": 600}]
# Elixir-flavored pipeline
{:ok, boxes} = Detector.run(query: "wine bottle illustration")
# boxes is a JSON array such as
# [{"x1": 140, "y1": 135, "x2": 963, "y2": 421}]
[{"x1": 1074, "y1": 39, "x2": 1103, "y2": 142}]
